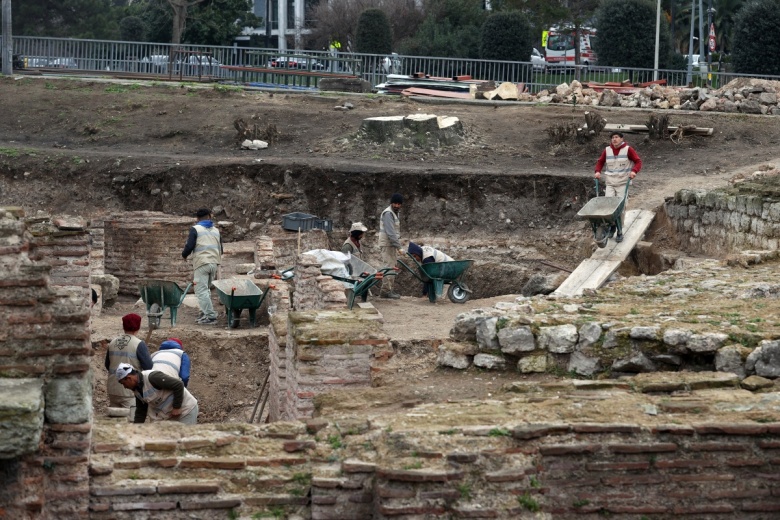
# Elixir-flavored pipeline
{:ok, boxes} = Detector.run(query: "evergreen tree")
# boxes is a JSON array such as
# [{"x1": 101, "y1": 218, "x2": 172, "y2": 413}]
[
  {"x1": 400, "y1": 0, "x2": 486, "y2": 59},
  {"x1": 120, "y1": 16, "x2": 146, "y2": 42},
  {"x1": 593, "y1": 0, "x2": 674, "y2": 68},
  {"x1": 479, "y1": 11, "x2": 534, "y2": 62},
  {"x1": 13, "y1": 0, "x2": 121, "y2": 39},
  {"x1": 732, "y1": 0, "x2": 780, "y2": 75},
  {"x1": 355, "y1": 8, "x2": 393, "y2": 54}
]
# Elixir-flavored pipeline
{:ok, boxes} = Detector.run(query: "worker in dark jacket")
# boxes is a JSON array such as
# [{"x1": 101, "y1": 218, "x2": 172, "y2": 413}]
[{"x1": 116, "y1": 363, "x2": 199, "y2": 424}]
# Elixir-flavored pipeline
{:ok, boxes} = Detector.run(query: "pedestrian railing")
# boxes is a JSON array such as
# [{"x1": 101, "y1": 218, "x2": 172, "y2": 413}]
[{"x1": 5, "y1": 35, "x2": 780, "y2": 94}]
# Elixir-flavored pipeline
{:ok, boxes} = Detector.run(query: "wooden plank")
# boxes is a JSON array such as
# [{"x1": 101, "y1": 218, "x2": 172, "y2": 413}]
[
  {"x1": 605, "y1": 123, "x2": 714, "y2": 136},
  {"x1": 401, "y1": 87, "x2": 472, "y2": 99},
  {"x1": 554, "y1": 209, "x2": 655, "y2": 296}
]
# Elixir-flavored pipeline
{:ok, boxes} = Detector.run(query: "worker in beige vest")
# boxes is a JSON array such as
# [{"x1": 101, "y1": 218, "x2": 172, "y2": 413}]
[
  {"x1": 105, "y1": 314, "x2": 153, "y2": 420},
  {"x1": 151, "y1": 338, "x2": 191, "y2": 387},
  {"x1": 378, "y1": 193, "x2": 404, "y2": 299},
  {"x1": 182, "y1": 208, "x2": 223, "y2": 325},
  {"x1": 116, "y1": 363, "x2": 199, "y2": 424}
]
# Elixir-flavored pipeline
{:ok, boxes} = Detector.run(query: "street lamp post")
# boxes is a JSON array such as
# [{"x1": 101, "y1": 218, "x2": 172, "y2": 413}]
[
  {"x1": 653, "y1": 0, "x2": 661, "y2": 81},
  {"x1": 686, "y1": 0, "x2": 696, "y2": 85}
]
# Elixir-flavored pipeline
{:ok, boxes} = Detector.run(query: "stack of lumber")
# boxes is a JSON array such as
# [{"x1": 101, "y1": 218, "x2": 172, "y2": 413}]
[{"x1": 375, "y1": 73, "x2": 490, "y2": 98}]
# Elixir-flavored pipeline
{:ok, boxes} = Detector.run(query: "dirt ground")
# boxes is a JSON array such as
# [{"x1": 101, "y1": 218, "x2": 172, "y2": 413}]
[{"x1": 4, "y1": 74, "x2": 780, "y2": 424}]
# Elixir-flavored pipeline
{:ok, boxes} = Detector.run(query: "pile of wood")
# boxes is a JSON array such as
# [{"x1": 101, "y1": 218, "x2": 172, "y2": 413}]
[{"x1": 375, "y1": 73, "x2": 491, "y2": 99}]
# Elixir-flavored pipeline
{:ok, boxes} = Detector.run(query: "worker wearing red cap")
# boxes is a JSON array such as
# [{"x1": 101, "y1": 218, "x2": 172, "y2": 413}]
[{"x1": 105, "y1": 313, "x2": 153, "y2": 419}]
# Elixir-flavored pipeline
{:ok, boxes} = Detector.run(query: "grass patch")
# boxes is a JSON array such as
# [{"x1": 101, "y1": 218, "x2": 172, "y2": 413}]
[
  {"x1": 488, "y1": 428, "x2": 511, "y2": 437},
  {"x1": 517, "y1": 493, "x2": 540, "y2": 512},
  {"x1": 457, "y1": 483, "x2": 472, "y2": 501},
  {"x1": 0, "y1": 147, "x2": 21, "y2": 158},
  {"x1": 105, "y1": 85, "x2": 128, "y2": 93},
  {"x1": 402, "y1": 460, "x2": 423, "y2": 470},
  {"x1": 327, "y1": 434, "x2": 342, "y2": 450}
]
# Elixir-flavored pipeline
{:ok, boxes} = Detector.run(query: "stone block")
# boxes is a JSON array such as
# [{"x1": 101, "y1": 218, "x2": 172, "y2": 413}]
[
  {"x1": 0, "y1": 378, "x2": 44, "y2": 458},
  {"x1": 44, "y1": 375, "x2": 92, "y2": 424},
  {"x1": 498, "y1": 325, "x2": 535, "y2": 354},
  {"x1": 538, "y1": 324, "x2": 578, "y2": 353}
]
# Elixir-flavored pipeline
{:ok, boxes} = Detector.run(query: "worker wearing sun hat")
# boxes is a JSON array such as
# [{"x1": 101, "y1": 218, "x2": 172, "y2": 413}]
[
  {"x1": 342, "y1": 221, "x2": 368, "y2": 260},
  {"x1": 151, "y1": 337, "x2": 191, "y2": 387},
  {"x1": 105, "y1": 313, "x2": 153, "y2": 420},
  {"x1": 116, "y1": 362, "x2": 199, "y2": 424}
]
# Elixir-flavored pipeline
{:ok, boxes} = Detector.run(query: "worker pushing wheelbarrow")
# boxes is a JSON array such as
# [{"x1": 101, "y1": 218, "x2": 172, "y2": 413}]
[
  {"x1": 329, "y1": 255, "x2": 398, "y2": 309},
  {"x1": 577, "y1": 179, "x2": 631, "y2": 248},
  {"x1": 397, "y1": 242, "x2": 473, "y2": 303}
]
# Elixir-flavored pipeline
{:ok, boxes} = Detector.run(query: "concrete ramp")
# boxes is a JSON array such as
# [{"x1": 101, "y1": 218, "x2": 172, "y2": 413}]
[{"x1": 554, "y1": 209, "x2": 656, "y2": 297}]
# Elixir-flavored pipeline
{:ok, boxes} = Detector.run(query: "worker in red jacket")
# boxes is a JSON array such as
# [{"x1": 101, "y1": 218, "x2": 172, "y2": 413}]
[{"x1": 594, "y1": 131, "x2": 642, "y2": 242}]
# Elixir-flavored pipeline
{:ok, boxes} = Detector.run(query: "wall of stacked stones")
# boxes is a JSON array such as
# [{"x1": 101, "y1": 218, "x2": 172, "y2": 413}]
[
  {"x1": 86, "y1": 417, "x2": 780, "y2": 519},
  {"x1": 0, "y1": 207, "x2": 92, "y2": 519},
  {"x1": 103, "y1": 211, "x2": 192, "y2": 295},
  {"x1": 440, "y1": 305, "x2": 780, "y2": 379},
  {"x1": 664, "y1": 188, "x2": 780, "y2": 256}
]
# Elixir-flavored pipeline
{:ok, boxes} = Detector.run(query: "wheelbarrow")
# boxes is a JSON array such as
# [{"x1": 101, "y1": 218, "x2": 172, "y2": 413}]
[
  {"x1": 138, "y1": 279, "x2": 193, "y2": 328},
  {"x1": 397, "y1": 253, "x2": 474, "y2": 304},
  {"x1": 329, "y1": 256, "x2": 398, "y2": 310},
  {"x1": 576, "y1": 179, "x2": 631, "y2": 248},
  {"x1": 211, "y1": 278, "x2": 271, "y2": 328}
]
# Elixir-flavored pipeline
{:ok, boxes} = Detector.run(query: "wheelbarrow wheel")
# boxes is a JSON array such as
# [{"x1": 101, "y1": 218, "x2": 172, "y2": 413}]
[
  {"x1": 447, "y1": 283, "x2": 471, "y2": 304},
  {"x1": 148, "y1": 303, "x2": 161, "y2": 329},
  {"x1": 229, "y1": 308, "x2": 241, "y2": 329},
  {"x1": 594, "y1": 225, "x2": 609, "y2": 249}
]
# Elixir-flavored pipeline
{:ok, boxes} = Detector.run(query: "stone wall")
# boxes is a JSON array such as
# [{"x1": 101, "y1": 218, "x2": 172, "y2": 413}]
[
  {"x1": 664, "y1": 188, "x2": 780, "y2": 256},
  {"x1": 0, "y1": 207, "x2": 92, "y2": 518},
  {"x1": 103, "y1": 211, "x2": 192, "y2": 295},
  {"x1": 291, "y1": 254, "x2": 347, "y2": 311}
]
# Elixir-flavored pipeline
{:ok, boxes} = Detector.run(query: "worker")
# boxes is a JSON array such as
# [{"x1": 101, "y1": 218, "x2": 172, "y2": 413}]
[
  {"x1": 408, "y1": 242, "x2": 454, "y2": 297},
  {"x1": 378, "y1": 193, "x2": 404, "y2": 299},
  {"x1": 105, "y1": 313, "x2": 153, "y2": 420},
  {"x1": 594, "y1": 131, "x2": 642, "y2": 242},
  {"x1": 151, "y1": 337, "x2": 191, "y2": 387},
  {"x1": 342, "y1": 222, "x2": 368, "y2": 260},
  {"x1": 115, "y1": 362, "x2": 199, "y2": 424},
  {"x1": 182, "y1": 208, "x2": 223, "y2": 325}
]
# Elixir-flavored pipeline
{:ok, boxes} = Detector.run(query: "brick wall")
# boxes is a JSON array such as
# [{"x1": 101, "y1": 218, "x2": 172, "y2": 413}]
[
  {"x1": 85, "y1": 418, "x2": 780, "y2": 519},
  {"x1": 0, "y1": 207, "x2": 92, "y2": 519},
  {"x1": 103, "y1": 211, "x2": 192, "y2": 295},
  {"x1": 291, "y1": 254, "x2": 347, "y2": 311},
  {"x1": 283, "y1": 309, "x2": 390, "y2": 421}
]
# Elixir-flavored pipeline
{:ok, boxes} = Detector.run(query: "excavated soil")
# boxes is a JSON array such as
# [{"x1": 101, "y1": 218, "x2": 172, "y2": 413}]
[{"x1": 4, "y1": 75, "x2": 780, "y2": 424}]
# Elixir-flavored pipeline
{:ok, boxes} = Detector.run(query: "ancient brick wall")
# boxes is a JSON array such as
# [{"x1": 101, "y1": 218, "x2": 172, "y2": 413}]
[
  {"x1": 103, "y1": 211, "x2": 192, "y2": 295},
  {"x1": 291, "y1": 254, "x2": 347, "y2": 311},
  {"x1": 86, "y1": 418, "x2": 780, "y2": 519},
  {"x1": 0, "y1": 207, "x2": 92, "y2": 519},
  {"x1": 664, "y1": 188, "x2": 780, "y2": 255},
  {"x1": 282, "y1": 309, "x2": 390, "y2": 421}
]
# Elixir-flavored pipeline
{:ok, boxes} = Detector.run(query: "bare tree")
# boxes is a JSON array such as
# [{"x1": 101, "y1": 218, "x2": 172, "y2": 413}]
[
  {"x1": 306, "y1": 0, "x2": 423, "y2": 51},
  {"x1": 168, "y1": 0, "x2": 205, "y2": 44}
]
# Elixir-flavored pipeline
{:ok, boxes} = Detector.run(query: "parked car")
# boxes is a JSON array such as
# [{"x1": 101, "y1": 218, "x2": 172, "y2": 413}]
[
  {"x1": 49, "y1": 57, "x2": 78, "y2": 68},
  {"x1": 140, "y1": 55, "x2": 171, "y2": 73},
  {"x1": 269, "y1": 57, "x2": 325, "y2": 70},
  {"x1": 177, "y1": 55, "x2": 222, "y2": 76},
  {"x1": 531, "y1": 48, "x2": 546, "y2": 72},
  {"x1": 0, "y1": 53, "x2": 25, "y2": 70}
]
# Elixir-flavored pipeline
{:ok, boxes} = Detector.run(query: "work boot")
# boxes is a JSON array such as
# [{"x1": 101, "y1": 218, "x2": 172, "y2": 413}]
[
  {"x1": 197, "y1": 316, "x2": 217, "y2": 325},
  {"x1": 381, "y1": 291, "x2": 401, "y2": 299},
  {"x1": 616, "y1": 232, "x2": 624, "y2": 243}
]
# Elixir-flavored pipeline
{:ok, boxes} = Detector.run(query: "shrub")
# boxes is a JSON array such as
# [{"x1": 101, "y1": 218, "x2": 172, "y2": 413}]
[
  {"x1": 355, "y1": 8, "x2": 393, "y2": 55},
  {"x1": 732, "y1": 0, "x2": 780, "y2": 75},
  {"x1": 593, "y1": 0, "x2": 674, "y2": 69},
  {"x1": 479, "y1": 11, "x2": 534, "y2": 62}
]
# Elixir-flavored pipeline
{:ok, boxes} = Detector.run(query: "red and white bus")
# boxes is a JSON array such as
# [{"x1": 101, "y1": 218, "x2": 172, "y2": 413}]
[{"x1": 543, "y1": 27, "x2": 598, "y2": 70}]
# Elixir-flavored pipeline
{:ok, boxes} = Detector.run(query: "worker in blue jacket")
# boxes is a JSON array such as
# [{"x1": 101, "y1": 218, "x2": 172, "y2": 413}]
[{"x1": 151, "y1": 338, "x2": 191, "y2": 387}]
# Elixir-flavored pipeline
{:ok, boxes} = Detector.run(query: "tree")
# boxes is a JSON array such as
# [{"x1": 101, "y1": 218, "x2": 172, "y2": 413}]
[
  {"x1": 593, "y1": 0, "x2": 674, "y2": 69},
  {"x1": 168, "y1": 0, "x2": 205, "y2": 44},
  {"x1": 12, "y1": 0, "x2": 121, "y2": 39},
  {"x1": 479, "y1": 11, "x2": 533, "y2": 62},
  {"x1": 399, "y1": 0, "x2": 487, "y2": 59},
  {"x1": 732, "y1": 0, "x2": 780, "y2": 75},
  {"x1": 355, "y1": 8, "x2": 393, "y2": 54},
  {"x1": 120, "y1": 16, "x2": 146, "y2": 42}
]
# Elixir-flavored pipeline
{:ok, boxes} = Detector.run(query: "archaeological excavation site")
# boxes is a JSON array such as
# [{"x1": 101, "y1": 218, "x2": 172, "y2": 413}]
[{"x1": 2, "y1": 76, "x2": 780, "y2": 519}]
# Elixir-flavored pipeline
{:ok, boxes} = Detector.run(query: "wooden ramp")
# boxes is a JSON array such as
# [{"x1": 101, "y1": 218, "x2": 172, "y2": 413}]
[{"x1": 554, "y1": 209, "x2": 656, "y2": 297}]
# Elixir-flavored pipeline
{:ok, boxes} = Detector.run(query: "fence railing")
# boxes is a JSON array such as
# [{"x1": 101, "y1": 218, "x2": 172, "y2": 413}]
[{"x1": 5, "y1": 36, "x2": 780, "y2": 93}]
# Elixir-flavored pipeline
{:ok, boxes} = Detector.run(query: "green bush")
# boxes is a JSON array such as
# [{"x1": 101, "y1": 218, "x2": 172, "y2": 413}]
[
  {"x1": 479, "y1": 11, "x2": 534, "y2": 62},
  {"x1": 399, "y1": 0, "x2": 486, "y2": 59},
  {"x1": 355, "y1": 8, "x2": 393, "y2": 55},
  {"x1": 119, "y1": 16, "x2": 146, "y2": 42},
  {"x1": 593, "y1": 0, "x2": 674, "y2": 69},
  {"x1": 732, "y1": 0, "x2": 780, "y2": 75}
]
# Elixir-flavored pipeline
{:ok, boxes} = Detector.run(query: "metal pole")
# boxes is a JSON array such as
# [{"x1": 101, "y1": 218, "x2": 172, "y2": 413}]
[
  {"x1": 264, "y1": 0, "x2": 271, "y2": 49},
  {"x1": 653, "y1": 0, "x2": 661, "y2": 81},
  {"x1": 686, "y1": 0, "x2": 695, "y2": 85},
  {"x1": 1, "y1": 0, "x2": 12, "y2": 76},
  {"x1": 698, "y1": 0, "x2": 705, "y2": 60},
  {"x1": 707, "y1": 0, "x2": 715, "y2": 88}
]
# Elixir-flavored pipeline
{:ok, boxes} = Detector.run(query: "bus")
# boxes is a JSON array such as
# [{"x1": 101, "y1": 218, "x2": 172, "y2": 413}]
[{"x1": 543, "y1": 27, "x2": 598, "y2": 70}]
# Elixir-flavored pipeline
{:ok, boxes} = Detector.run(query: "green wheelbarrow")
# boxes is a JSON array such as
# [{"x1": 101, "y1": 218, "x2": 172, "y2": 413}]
[
  {"x1": 329, "y1": 256, "x2": 398, "y2": 310},
  {"x1": 577, "y1": 179, "x2": 631, "y2": 248},
  {"x1": 138, "y1": 279, "x2": 193, "y2": 328},
  {"x1": 211, "y1": 278, "x2": 271, "y2": 328},
  {"x1": 397, "y1": 253, "x2": 474, "y2": 304}
]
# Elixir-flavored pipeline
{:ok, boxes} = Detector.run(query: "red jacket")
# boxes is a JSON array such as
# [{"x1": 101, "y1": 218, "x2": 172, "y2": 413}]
[{"x1": 595, "y1": 142, "x2": 642, "y2": 174}]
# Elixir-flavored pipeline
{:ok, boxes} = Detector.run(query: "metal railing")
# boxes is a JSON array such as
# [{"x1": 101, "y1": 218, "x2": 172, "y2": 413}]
[{"x1": 6, "y1": 36, "x2": 780, "y2": 93}]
